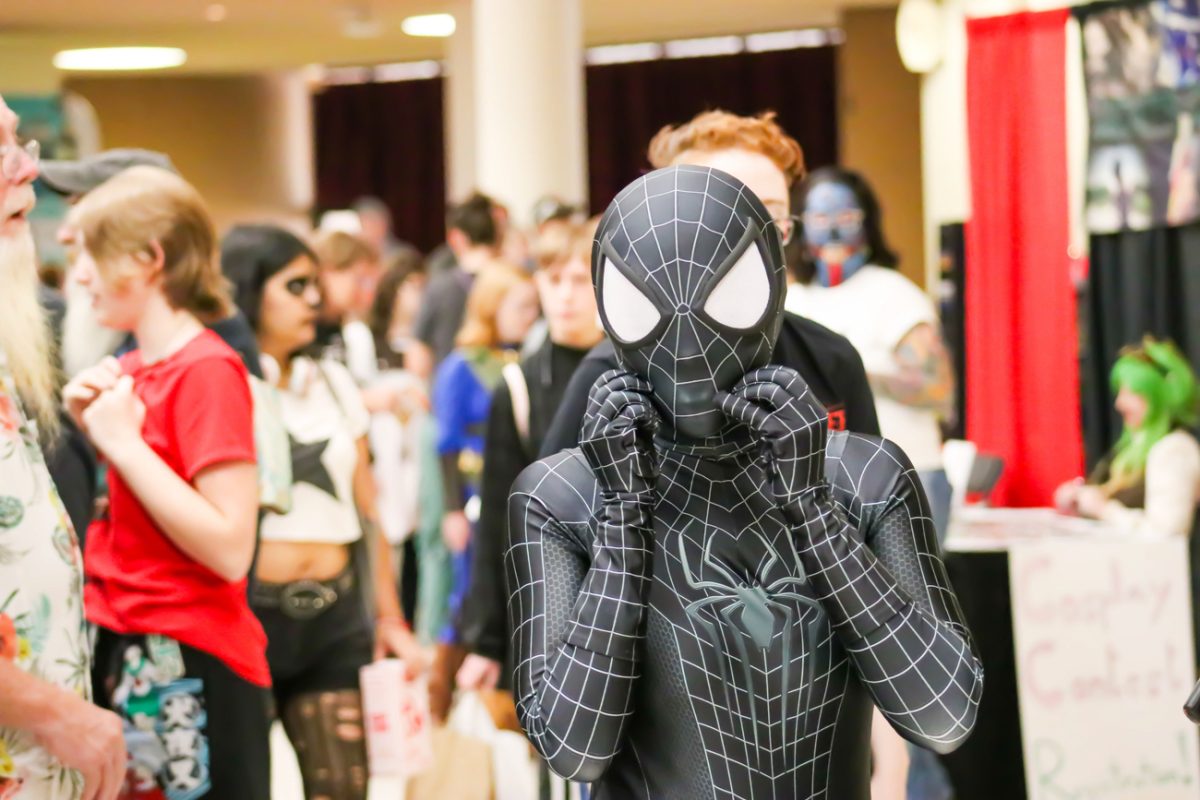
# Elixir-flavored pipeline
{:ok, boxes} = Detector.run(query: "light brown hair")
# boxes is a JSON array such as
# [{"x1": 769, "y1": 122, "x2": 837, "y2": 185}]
[
  {"x1": 313, "y1": 230, "x2": 378, "y2": 272},
  {"x1": 647, "y1": 110, "x2": 806, "y2": 186},
  {"x1": 531, "y1": 216, "x2": 600, "y2": 272},
  {"x1": 456, "y1": 262, "x2": 534, "y2": 348},
  {"x1": 68, "y1": 165, "x2": 230, "y2": 319}
]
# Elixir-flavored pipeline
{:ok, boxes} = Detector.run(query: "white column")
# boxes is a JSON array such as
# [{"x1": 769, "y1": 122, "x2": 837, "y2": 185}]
[
  {"x1": 919, "y1": 0, "x2": 1090, "y2": 287},
  {"x1": 444, "y1": 0, "x2": 478, "y2": 203},
  {"x1": 919, "y1": 0, "x2": 971, "y2": 291},
  {"x1": 469, "y1": 0, "x2": 587, "y2": 226}
]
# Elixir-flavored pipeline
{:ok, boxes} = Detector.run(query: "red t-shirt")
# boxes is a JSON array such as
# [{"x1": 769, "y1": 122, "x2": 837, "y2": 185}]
[{"x1": 85, "y1": 329, "x2": 270, "y2": 687}]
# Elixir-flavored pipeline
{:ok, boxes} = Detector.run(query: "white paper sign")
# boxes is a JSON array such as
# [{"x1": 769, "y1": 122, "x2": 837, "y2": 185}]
[{"x1": 1011, "y1": 538, "x2": 1200, "y2": 799}]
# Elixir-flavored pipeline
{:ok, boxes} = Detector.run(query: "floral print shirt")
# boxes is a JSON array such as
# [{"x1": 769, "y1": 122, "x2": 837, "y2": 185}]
[{"x1": 0, "y1": 353, "x2": 88, "y2": 800}]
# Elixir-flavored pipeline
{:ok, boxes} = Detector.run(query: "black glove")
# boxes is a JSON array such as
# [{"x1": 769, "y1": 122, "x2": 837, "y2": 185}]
[
  {"x1": 716, "y1": 366, "x2": 827, "y2": 524},
  {"x1": 567, "y1": 369, "x2": 659, "y2": 659},
  {"x1": 580, "y1": 369, "x2": 660, "y2": 499},
  {"x1": 720, "y1": 366, "x2": 911, "y2": 637}
]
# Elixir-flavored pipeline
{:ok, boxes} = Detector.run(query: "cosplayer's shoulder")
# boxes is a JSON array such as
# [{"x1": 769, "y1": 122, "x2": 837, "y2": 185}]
[
  {"x1": 825, "y1": 430, "x2": 926, "y2": 530},
  {"x1": 508, "y1": 448, "x2": 600, "y2": 541}
]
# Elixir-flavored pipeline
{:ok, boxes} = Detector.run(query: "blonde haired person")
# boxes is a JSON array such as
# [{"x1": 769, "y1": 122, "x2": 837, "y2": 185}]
[
  {"x1": 62, "y1": 166, "x2": 270, "y2": 798},
  {"x1": 426, "y1": 262, "x2": 539, "y2": 717}
]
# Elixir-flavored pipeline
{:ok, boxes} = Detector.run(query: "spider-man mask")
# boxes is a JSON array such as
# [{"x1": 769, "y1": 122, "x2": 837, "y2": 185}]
[{"x1": 593, "y1": 165, "x2": 786, "y2": 440}]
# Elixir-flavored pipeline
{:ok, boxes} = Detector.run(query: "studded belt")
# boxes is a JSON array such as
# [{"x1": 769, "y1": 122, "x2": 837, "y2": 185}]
[{"x1": 252, "y1": 568, "x2": 356, "y2": 620}]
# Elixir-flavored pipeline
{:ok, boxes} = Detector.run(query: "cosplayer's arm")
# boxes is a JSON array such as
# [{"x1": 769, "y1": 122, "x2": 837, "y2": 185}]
[
  {"x1": 870, "y1": 323, "x2": 955, "y2": 420},
  {"x1": 1095, "y1": 432, "x2": 1200, "y2": 537},
  {"x1": 506, "y1": 371, "x2": 656, "y2": 781},
  {"x1": 432, "y1": 356, "x2": 470, "y2": 512},
  {"x1": 505, "y1": 466, "x2": 652, "y2": 781},
  {"x1": 719, "y1": 367, "x2": 983, "y2": 754},
  {"x1": 845, "y1": 441, "x2": 983, "y2": 752}
]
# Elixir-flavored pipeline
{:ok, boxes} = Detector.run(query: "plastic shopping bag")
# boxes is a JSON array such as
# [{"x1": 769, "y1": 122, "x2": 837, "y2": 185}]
[
  {"x1": 448, "y1": 690, "x2": 540, "y2": 800},
  {"x1": 359, "y1": 659, "x2": 434, "y2": 777}
]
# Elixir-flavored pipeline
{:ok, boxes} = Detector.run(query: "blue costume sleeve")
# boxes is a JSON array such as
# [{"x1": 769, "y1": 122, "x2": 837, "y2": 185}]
[{"x1": 433, "y1": 353, "x2": 473, "y2": 456}]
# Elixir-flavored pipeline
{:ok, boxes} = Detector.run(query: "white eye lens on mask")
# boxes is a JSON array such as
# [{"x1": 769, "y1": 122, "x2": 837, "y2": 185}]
[
  {"x1": 703, "y1": 240, "x2": 771, "y2": 330},
  {"x1": 600, "y1": 256, "x2": 662, "y2": 343}
]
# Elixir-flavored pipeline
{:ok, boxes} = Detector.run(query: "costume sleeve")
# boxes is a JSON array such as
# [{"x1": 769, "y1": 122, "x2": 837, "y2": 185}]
[
  {"x1": 432, "y1": 355, "x2": 469, "y2": 455},
  {"x1": 797, "y1": 439, "x2": 982, "y2": 754},
  {"x1": 432, "y1": 355, "x2": 471, "y2": 510},
  {"x1": 876, "y1": 274, "x2": 938, "y2": 355},
  {"x1": 505, "y1": 458, "x2": 652, "y2": 781},
  {"x1": 460, "y1": 385, "x2": 527, "y2": 661},
  {"x1": 169, "y1": 356, "x2": 256, "y2": 481},
  {"x1": 538, "y1": 355, "x2": 613, "y2": 458},
  {"x1": 1099, "y1": 432, "x2": 1200, "y2": 537}
]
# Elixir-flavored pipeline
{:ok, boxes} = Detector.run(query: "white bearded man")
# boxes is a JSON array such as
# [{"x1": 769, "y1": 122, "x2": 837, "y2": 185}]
[{"x1": 0, "y1": 93, "x2": 125, "y2": 800}]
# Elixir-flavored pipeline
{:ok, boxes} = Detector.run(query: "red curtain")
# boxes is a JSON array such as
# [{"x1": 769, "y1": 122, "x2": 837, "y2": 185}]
[{"x1": 965, "y1": 9, "x2": 1082, "y2": 506}]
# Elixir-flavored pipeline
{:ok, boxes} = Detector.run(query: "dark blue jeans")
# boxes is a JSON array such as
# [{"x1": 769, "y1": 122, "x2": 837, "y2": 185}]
[{"x1": 908, "y1": 469, "x2": 955, "y2": 800}]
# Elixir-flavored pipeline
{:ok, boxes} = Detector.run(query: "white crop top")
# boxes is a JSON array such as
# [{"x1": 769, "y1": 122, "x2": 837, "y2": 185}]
[{"x1": 260, "y1": 358, "x2": 370, "y2": 544}]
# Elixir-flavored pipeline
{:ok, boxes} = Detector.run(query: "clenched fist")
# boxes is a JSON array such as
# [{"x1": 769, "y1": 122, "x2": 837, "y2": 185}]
[
  {"x1": 580, "y1": 370, "x2": 660, "y2": 498},
  {"x1": 716, "y1": 366, "x2": 828, "y2": 521}
]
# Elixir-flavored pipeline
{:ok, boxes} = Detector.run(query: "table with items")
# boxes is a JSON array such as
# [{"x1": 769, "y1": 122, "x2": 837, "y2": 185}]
[{"x1": 938, "y1": 507, "x2": 1200, "y2": 800}]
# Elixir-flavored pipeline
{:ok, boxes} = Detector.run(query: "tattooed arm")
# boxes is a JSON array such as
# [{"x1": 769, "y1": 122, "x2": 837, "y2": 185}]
[{"x1": 869, "y1": 323, "x2": 955, "y2": 420}]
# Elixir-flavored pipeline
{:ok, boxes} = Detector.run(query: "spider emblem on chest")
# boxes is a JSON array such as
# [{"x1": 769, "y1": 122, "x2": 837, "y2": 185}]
[{"x1": 676, "y1": 522, "x2": 828, "y2": 751}]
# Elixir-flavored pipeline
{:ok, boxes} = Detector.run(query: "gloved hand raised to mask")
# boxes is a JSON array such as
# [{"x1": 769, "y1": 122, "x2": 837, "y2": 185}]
[
  {"x1": 580, "y1": 369, "x2": 661, "y2": 498},
  {"x1": 716, "y1": 366, "x2": 828, "y2": 523}
]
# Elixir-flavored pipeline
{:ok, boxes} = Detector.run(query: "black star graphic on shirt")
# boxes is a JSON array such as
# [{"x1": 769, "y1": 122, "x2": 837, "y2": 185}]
[{"x1": 289, "y1": 434, "x2": 337, "y2": 498}]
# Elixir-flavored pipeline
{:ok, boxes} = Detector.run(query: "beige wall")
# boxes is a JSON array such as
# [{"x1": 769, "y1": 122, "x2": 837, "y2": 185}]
[
  {"x1": 64, "y1": 73, "x2": 312, "y2": 232},
  {"x1": 838, "y1": 8, "x2": 925, "y2": 287}
]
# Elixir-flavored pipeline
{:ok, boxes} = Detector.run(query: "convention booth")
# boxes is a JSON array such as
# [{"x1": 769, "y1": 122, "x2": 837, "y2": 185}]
[
  {"x1": 913, "y1": 2, "x2": 1200, "y2": 792},
  {"x1": 941, "y1": 509, "x2": 1200, "y2": 799}
]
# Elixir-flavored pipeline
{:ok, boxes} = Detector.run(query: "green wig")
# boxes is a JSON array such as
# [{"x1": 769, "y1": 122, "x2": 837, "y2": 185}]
[{"x1": 1108, "y1": 338, "x2": 1199, "y2": 491}]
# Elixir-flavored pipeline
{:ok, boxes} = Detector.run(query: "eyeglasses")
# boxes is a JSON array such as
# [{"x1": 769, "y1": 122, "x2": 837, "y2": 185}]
[
  {"x1": 284, "y1": 275, "x2": 319, "y2": 298},
  {"x1": 0, "y1": 139, "x2": 40, "y2": 181},
  {"x1": 771, "y1": 215, "x2": 802, "y2": 246}
]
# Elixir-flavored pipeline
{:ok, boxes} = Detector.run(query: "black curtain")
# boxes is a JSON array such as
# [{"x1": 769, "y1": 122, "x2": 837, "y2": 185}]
[
  {"x1": 1083, "y1": 224, "x2": 1200, "y2": 466},
  {"x1": 312, "y1": 48, "x2": 836, "y2": 251},
  {"x1": 938, "y1": 223, "x2": 968, "y2": 442},
  {"x1": 313, "y1": 79, "x2": 445, "y2": 254},
  {"x1": 585, "y1": 47, "x2": 839, "y2": 214}
]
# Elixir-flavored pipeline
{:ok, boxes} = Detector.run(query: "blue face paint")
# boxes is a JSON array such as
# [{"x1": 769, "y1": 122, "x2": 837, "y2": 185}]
[{"x1": 802, "y1": 181, "x2": 868, "y2": 287}]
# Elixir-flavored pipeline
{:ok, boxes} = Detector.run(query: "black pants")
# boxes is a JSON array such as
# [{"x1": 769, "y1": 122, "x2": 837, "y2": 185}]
[
  {"x1": 92, "y1": 626, "x2": 272, "y2": 800},
  {"x1": 400, "y1": 538, "x2": 419, "y2": 625},
  {"x1": 253, "y1": 572, "x2": 375, "y2": 800},
  {"x1": 253, "y1": 576, "x2": 374, "y2": 705}
]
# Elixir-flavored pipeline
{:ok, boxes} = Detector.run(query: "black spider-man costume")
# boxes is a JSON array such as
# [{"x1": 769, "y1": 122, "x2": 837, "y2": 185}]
[{"x1": 505, "y1": 166, "x2": 983, "y2": 799}]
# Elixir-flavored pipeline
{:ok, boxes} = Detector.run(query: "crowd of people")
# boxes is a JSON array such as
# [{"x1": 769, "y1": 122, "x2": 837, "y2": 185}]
[{"x1": 0, "y1": 83, "x2": 1196, "y2": 800}]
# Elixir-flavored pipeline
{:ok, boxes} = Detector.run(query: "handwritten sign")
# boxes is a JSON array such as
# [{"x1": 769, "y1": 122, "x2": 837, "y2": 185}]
[{"x1": 1011, "y1": 538, "x2": 1200, "y2": 799}]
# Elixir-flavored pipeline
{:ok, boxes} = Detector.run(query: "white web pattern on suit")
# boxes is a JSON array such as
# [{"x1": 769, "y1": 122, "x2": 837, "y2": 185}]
[
  {"x1": 600, "y1": 166, "x2": 773, "y2": 441},
  {"x1": 505, "y1": 164, "x2": 982, "y2": 799},
  {"x1": 507, "y1": 431, "x2": 983, "y2": 798}
]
